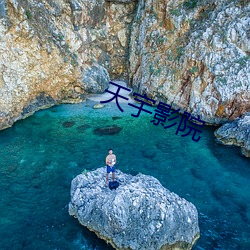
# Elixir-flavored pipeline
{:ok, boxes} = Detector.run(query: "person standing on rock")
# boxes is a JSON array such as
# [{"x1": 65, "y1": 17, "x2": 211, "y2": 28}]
[{"x1": 106, "y1": 148, "x2": 116, "y2": 185}]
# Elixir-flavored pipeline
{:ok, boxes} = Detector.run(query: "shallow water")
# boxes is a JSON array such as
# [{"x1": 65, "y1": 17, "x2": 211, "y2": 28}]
[{"x1": 0, "y1": 100, "x2": 249, "y2": 250}]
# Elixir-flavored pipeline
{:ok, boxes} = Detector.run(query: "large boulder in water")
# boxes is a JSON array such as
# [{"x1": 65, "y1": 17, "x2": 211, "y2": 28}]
[
  {"x1": 215, "y1": 112, "x2": 250, "y2": 157},
  {"x1": 68, "y1": 168, "x2": 200, "y2": 250}
]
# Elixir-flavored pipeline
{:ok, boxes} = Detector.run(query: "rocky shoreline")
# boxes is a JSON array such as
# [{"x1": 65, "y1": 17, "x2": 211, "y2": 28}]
[
  {"x1": 0, "y1": 0, "x2": 249, "y2": 130},
  {"x1": 215, "y1": 112, "x2": 250, "y2": 157}
]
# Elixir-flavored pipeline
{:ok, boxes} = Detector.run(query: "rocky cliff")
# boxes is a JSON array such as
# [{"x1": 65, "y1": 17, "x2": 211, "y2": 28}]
[
  {"x1": 129, "y1": 0, "x2": 250, "y2": 124},
  {"x1": 69, "y1": 168, "x2": 200, "y2": 250},
  {"x1": 0, "y1": 0, "x2": 249, "y2": 130},
  {"x1": 0, "y1": 0, "x2": 136, "y2": 130}
]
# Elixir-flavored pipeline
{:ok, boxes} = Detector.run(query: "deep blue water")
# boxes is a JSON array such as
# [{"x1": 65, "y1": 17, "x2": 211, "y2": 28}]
[{"x1": 0, "y1": 100, "x2": 249, "y2": 250}]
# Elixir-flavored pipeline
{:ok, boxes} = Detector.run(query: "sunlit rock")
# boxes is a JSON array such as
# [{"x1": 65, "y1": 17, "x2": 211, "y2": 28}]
[
  {"x1": 215, "y1": 112, "x2": 250, "y2": 157},
  {"x1": 69, "y1": 168, "x2": 200, "y2": 250}
]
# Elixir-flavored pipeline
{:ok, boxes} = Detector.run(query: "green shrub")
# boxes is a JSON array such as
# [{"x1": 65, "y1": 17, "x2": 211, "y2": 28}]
[
  {"x1": 70, "y1": 53, "x2": 78, "y2": 66},
  {"x1": 155, "y1": 68, "x2": 162, "y2": 76},
  {"x1": 217, "y1": 77, "x2": 227, "y2": 84},
  {"x1": 170, "y1": 9, "x2": 181, "y2": 16},
  {"x1": 25, "y1": 10, "x2": 32, "y2": 19},
  {"x1": 58, "y1": 33, "x2": 64, "y2": 41},
  {"x1": 149, "y1": 64, "x2": 154, "y2": 74},
  {"x1": 235, "y1": 56, "x2": 250, "y2": 66},
  {"x1": 189, "y1": 66, "x2": 199, "y2": 73},
  {"x1": 183, "y1": 0, "x2": 198, "y2": 9},
  {"x1": 156, "y1": 36, "x2": 167, "y2": 45},
  {"x1": 175, "y1": 47, "x2": 184, "y2": 60}
]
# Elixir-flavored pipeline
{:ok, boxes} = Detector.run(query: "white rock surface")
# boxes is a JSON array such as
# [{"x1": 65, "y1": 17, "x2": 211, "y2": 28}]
[{"x1": 69, "y1": 168, "x2": 200, "y2": 250}]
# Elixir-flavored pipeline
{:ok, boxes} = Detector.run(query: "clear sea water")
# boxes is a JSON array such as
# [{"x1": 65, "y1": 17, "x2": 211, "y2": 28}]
[{"x1": 0, "y1": 100, "x2": 249, "y2": 250}]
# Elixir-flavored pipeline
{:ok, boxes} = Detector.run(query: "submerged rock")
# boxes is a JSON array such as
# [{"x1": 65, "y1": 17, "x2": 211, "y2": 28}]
[
  {"x1": 93, "y1": 103, "x2": 105, "y2": 109},
  {"x1": 112, "y1": 116, "x2": 122, "y2": 120},
  {"x1": 93, "y1": 125, "x2": 122, "y2": 135},
  {"x1": 69, "y1": 168, "x2": 200, "y2": 250},
  {"x1": 215, "y1": 113, "x2": 250, "y2": 157},
  {"x1": 141, "y1": 148, "x2": 157, "y2": 159},
  {"x1": 63, "y1": 121, "x2": 75, "y2": 128},
  {"x1": 76, "y1": 124, "x2": 91, "y2": 132}
]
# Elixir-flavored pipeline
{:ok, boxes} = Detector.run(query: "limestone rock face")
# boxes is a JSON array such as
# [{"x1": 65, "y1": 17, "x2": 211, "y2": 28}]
[
  {"x1": 0, "y1": 0, "x2": 137, "y2": 130},
  {"x1": 106, "y1": 0, "x2": 135, "y2": 3},
  {"x1": 69, "y1": 168, "x2": 200, "y2": 250},
  {"x1": 129, "y1": 0, "x2": 250, "y2": 124},
  {"x1": 1, "y1": 0, "x2": 249, "y2": 131},
  {"x1": 215, "y1": 112, "x2": 250, "y2": 157}
]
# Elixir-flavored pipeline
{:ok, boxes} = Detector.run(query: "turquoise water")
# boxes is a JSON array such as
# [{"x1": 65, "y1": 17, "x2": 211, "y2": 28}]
[{"x1": 0, "y1": 100, "x2": 249, "y2": 250}]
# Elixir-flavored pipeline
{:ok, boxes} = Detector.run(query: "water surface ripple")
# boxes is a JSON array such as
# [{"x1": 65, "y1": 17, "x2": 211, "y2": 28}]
[{"x1": 0, "y1": 101, "x2": 249, "y2": 250}]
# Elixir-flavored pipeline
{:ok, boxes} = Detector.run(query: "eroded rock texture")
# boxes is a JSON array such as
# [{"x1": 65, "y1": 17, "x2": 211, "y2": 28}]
[
  {"x1": 0, "y1": 0, "x2": 249, "y2": 130},
  {"x1": 129, "y1": 0, "x2": 250, "y2": 124},
  {"x1": 69, "y1": 168, "x2": 200, "y2": 250},
  {"x1": 215, "y1": 112, "x2": 250, "y2": 157},
  {"x1": 0, "y1": 0, "x2": 137, "y2": 129}
]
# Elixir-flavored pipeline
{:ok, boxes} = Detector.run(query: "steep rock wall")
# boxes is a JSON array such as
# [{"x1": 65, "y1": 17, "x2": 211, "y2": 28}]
[
  {"x1": 129, "y1": 0, "x2": 250, "y2": 124},
  {"x1": 0, "y1": 0, "x2": 249, "y2": 130},
  {"x1": 0, "y1": 0, "x2": 137, "y2": 130}
]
